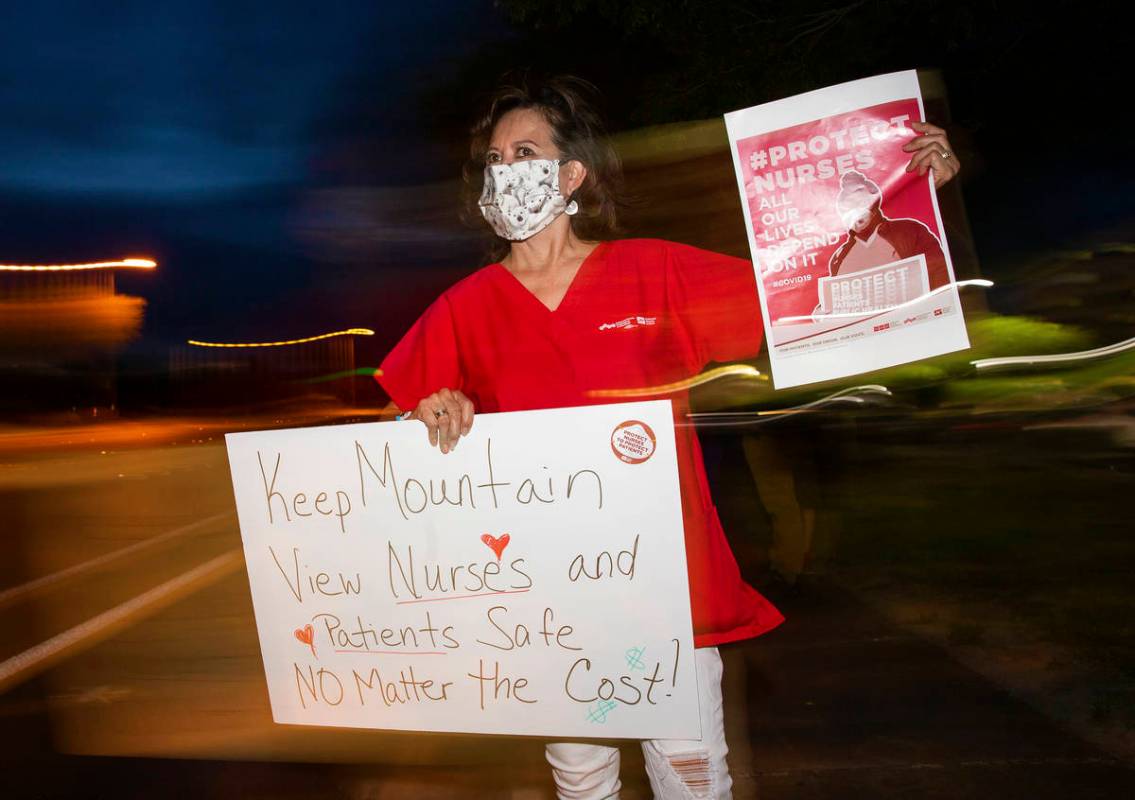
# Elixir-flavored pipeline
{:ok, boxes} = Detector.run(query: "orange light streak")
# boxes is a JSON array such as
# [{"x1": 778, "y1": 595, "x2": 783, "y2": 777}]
[
  {"x1": 187, "y1": 327, "x2": 375, "y2": 348},
  {"x1": 586, "y1": 363, "x2": 764, "y2": 398},
  {"x1": 0, "y1": 258, "x2": 157, "y2": 272}
]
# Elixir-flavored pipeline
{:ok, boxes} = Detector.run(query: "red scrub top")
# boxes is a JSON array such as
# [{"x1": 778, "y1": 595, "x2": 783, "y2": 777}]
[{"x1": 378, "y1": 238, "x2": 784, "y2": 647}]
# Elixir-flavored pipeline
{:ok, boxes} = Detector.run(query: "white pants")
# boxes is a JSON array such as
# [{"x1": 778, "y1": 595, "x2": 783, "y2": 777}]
[{"x1": 545, "y1": 647, "x2": 731, "y2": 799}]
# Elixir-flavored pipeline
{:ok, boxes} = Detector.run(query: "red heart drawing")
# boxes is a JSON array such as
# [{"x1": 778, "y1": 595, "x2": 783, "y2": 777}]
[
  {"x1": 294, "y1": 624, "x2": 316, "y2": 657},
  {"x1": 481, "y1": 533, "x2": 510, "y2": 561}
]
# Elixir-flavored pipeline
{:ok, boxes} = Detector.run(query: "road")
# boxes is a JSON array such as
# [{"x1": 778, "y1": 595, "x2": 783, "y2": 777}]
[{"x1": 0, "y1": 412, "x2": 1132, "y2": 798}]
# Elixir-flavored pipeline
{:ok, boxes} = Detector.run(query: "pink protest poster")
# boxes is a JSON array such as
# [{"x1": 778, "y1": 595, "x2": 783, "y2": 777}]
[{"x1": 724, "y1": 71, "x2": 970, "y2": 388}]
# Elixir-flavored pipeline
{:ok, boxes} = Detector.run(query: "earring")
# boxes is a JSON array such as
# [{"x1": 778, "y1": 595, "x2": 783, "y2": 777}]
[{"x1": 565, "y1": 199, "x2": 579, "y2": 216}]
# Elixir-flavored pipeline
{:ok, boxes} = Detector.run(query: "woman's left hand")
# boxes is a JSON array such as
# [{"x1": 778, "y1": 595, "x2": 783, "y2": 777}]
[{"x1": 903, "y1": 121, "x2": 961, "y2": 189}]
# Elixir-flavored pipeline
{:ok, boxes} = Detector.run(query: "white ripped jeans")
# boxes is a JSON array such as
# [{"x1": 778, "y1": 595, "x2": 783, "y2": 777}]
[{"x1": 545, "y1": 647, "x2": 731, "y2": 799}]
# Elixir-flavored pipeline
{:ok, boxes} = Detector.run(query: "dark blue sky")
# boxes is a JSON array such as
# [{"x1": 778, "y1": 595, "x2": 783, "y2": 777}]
[
  {"x1": 1, "y1": 2, "x2": 508, "y2": 351},
  {"x1": 2, "y1": 2, "x2": 1128, "y2": 360},
  {"x1": 1, "y1": 2, "x2": 498, "y2": 196}
]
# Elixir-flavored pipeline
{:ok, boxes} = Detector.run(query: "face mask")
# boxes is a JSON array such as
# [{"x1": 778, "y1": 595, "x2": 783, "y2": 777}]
[
  {"x1": 478, "y1": 159, "x2": 568, "y2": 241},
  {"x1": 839, "y1": 197, "x2": 881, "y2": 234},
  {"x1": 840, "y1": 207, "x2": 872, "y2": 232}
]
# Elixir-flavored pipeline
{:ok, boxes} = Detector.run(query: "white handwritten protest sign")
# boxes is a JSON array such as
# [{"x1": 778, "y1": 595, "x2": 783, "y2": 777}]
[
  {"x1": 725, "y1": 71, "x2": 970, "y2": 388},
  {"x1": 225, "y1": 400, "x2": 700, "y2": 739}
]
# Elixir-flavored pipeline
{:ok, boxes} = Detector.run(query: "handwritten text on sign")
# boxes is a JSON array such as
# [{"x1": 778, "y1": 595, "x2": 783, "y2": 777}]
[{"x1": 225, "y1": 401, "x2": 700, "y2": 739}]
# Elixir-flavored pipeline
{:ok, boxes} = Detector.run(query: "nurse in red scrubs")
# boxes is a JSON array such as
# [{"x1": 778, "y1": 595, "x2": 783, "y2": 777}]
[{"x1": 377, "y1": 76, "x2": 959, "y2": 800}]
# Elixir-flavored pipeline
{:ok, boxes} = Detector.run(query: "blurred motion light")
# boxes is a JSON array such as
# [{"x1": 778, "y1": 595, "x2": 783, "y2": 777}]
[
  {"x1": 688, "y1": 385, "x2": 894, "y2": 428},
  {"x1": 587, "y1": 363, "x2": 763, "y2": 398},
  {"x1": 972, "y1": 334, "x2": 1135, "y2": 371},
  {"x1": 0, "y1": 258, "x2": 157, "y2": 272},
  {"x1": 187, "y1": 328, "x2": 375, "y2": 348},
  {"x1": 776, "y1": 279, "x2": 994, "y2": 324}
]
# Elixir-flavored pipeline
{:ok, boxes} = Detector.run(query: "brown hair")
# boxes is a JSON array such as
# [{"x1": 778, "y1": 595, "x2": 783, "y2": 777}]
[{"x1": 462, "y1": 74, "x2": 626, "y2": 260}]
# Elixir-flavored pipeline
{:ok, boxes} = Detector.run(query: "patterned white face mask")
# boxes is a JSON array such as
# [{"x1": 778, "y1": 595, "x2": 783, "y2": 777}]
[{"x1": 478, "y1": 159, "x2": 569, "y2": 241}]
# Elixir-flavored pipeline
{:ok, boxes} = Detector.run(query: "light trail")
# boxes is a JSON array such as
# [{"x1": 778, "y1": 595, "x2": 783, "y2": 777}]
[
  {"x1": 302, "y1": 366, "x2": 383, "y2": 383},
  {"x1": 685, "y1": 385, "x2": 893, "y2": 428},
  {"x1": 775, "y1": 279, "x2": 994, "y2": 324},
  {"x1": 0, "y1": 258, "x2": 156, "y2": 272},
  {"x1": 586, "y1": 364, "x2": 764, "y2": 399},
  {"x1": 971, "y1": 335, "x2": 1135, "y2": 371},
  {"x1": 0, "y1": 549, "x2": 244, "y2": 694},
  {"x1": 187, "y1": 327, "x2": 375, "y2": 348},
  {"x1": 0, "y1": 510, "x2": 235, "y2": 611}
]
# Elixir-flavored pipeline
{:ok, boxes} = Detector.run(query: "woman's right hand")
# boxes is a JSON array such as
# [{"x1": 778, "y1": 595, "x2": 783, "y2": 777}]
[{"x1": 411, "y1": 388, "x2": 474, "y2": 454}]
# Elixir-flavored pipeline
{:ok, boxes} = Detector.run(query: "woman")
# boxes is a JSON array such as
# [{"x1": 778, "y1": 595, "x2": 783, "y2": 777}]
[
  {"x1": 377, "y1": 75, "x2": 959, "y2": 799},
  {"x1": 828, "y1": 169, "x2": 950, "y2": 290}
]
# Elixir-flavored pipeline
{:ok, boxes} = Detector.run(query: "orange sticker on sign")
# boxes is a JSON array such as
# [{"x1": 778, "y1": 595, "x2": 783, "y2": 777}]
[{"x1": 611, "y1": 420, "x2": 657, "y2": 464}]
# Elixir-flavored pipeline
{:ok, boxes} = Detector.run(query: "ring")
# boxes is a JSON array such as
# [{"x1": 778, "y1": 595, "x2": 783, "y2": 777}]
[
  {"x1": 939, "y1": 150, "x2": 952, "y2": 159},
  {"x1": 434, "y1": 408, "x2": 448, "y2": 418}
]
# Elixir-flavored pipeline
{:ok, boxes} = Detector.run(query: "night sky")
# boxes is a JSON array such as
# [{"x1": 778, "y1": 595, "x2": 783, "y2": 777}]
[
  {"x1": 2, "y1": 2, "x2": 1129, "y2": 366},
  {"x1": 0, "y1": 1, "x2": 510, "y2": 353}
]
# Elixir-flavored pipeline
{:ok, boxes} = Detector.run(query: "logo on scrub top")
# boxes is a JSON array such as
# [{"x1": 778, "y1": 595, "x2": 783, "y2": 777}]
[
  {"x1": 611, "y1": 420, "x2": 657, "y2": 464},
  {"x1": 598, "y1": 315, "x2": 657, "y2": 331}
]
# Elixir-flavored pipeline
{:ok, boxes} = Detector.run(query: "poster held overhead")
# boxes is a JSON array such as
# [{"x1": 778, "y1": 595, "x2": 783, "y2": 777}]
[{"x1": 724, "y1": 70, "x2": 970, "y2": 388}]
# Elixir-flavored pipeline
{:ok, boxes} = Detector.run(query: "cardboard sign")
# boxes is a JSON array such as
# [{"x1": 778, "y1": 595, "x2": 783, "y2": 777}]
[
  {"x1": 725, "y1": 71, "x2": 970, "y2": 387},
  {"x1": 225, "y1": 400, "x2": 700, "y2": 739}
]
